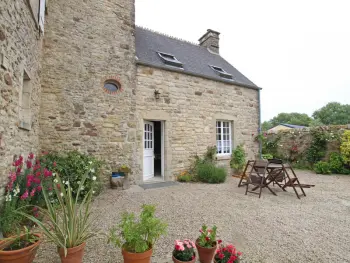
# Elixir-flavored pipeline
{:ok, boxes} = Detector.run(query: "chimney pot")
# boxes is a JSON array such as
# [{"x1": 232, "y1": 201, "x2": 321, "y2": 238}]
[{"x1": 198, "y1": 29, "x2": 220, "y2": 54}]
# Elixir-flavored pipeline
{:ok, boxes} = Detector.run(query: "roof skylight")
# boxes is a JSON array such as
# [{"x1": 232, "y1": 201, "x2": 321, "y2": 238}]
[
  {"x1": 209, "y1": 65, "x2": 233, "y2": 80},
  {"x1": 157, "y1": 52, "x2": 183, "y2": 68}
]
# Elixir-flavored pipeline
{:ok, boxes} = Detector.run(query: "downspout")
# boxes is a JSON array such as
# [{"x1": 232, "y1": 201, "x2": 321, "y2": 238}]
[{"x1": 258, "y1": 89, "x2": 262, "y2": 159}]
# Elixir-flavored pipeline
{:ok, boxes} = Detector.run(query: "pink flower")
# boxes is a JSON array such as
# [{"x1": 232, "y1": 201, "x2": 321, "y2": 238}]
[
  {"x1": 53, "y1": 162, "x2": 57, "y2": 167},
  {"x1": 9, "y1": 172, "x2": 17, "y2": 182},
  {"x1": 26, "y1": 160, "x2": 32, "y2": 169},
  {"x1": 36, "y1": 185, "x2": 42, "y2": 192},
  {"x1": 28, "y1": 152, "x2": 34, "y2": 159},
  {"x1": 175, "y1": 245, "x2": 181, "y2": 251},
  {"x1": 218, "y1": 240, "x2": 222, "y2": 244},
  {"x1": 16, "y1": 167, "x2": 22, "y2": 174},
  {"x1": 205, "y1": 237, "x2": 210, "y2": 241},
  {"x1": 35, "y1": 171, "x2": 41, "y2": 177},
  {"x1": 20, "y1": 189, "x2": 29, "y2": 200},
  {"x1": 33, "y1": 177, "x2": 41, "y2": 184},
  {"x1": 26, "y1": 175, "x2": 34, "y2": 187},
  {"x1": 191, "y1": 255, "x2": 195, "y2": 260},
  {"x1": 219, "y1": 253, "x2": 224, "y2": 259},
  {"x1": 43, "y1": 168, "x2": 52, "y2": 178},
  {"x1": 30, "y1": 188, "x2": 36, "y2": 197}
]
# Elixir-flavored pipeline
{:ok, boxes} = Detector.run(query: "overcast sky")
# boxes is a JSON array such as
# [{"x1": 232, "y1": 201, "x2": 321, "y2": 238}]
[{"x1": 135, "y1": 0, "x2": 350, "y2": 121}]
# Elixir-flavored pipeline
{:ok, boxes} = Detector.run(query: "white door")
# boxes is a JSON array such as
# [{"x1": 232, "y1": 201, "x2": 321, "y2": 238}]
[{"x1": 143, "y1": 121, "x2": 154, "y2": 180}]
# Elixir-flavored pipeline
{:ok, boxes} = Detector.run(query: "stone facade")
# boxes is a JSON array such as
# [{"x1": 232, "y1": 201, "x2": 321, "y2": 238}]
[
  {"x1": 39, "y1": 0, "x2": 139, "y2": 183},
  {"x1": 135, "y1": 65, "x2": 259, "y2": 182},
  {"x1": 0, "y1": 0, "x2": 260, "y2": 193},
  {"x1": 0, "y1": 0, "x2": 43, "y2": 198}
]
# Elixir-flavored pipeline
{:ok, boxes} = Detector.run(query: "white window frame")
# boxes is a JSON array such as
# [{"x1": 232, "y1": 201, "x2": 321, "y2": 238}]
[
  {"x1": 39, "y1": 0, "x2": 46, "y2": 33},
  {"x1": 216, "y1": 120, "x2": 232, "y2": 156}
]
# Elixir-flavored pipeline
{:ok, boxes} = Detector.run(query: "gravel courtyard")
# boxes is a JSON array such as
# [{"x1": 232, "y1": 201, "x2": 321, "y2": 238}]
[{"x1": 35, "y1": 171, "x2": 350, "y2": 263}]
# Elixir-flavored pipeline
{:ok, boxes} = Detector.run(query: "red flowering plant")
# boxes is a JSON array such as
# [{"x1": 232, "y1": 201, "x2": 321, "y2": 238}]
[
  {"x1": 173, "y1": 239, "x2": 196, "y2": 262},
  {"x1": 197, "y1": 225, "x2": 218, "y2": 248},
  {"x1": 214, "y1": 243, "x2": 242, "y2": 263},
  {"x1": 0, "y1": 153, "x2": 55, "y2": 236}
]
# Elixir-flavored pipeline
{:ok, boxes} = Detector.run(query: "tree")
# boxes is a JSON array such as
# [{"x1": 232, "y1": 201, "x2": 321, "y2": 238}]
[
  {"x1": 262, "y1": 112, "x2": 313, "y2": 131},
  {"x1": 312, "y1": 102, "x2": 350, "y2": 125}
]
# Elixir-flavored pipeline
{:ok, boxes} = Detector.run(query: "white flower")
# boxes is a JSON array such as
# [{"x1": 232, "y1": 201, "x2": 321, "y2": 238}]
[
  {"x1": 54, "y1": 179, "x2": 58, "y2": 183},
  {"x1": 80, "y1": 186, "x2": 84, "y2": 190},
  {"x1": 53, "y1": 173, "x2": 56, "y2": 177},
  {"x1": 60, "y1": 193, "x2": 64, "y2": 197},
  {"x1": 77, "y1": 181, "x2": 81, "y2": 185},
  {"x1": 92, "y1": 176, "x2": 96, "y2": 181},
  {"x1": 65, "y1": 181, "x2": 69, "y2": 185},
  {"x1": 88, "y1": 161, "x2": 92, "y2": 164},
  {"x1": 92, "y1": 191, "x2": 95, "y2": 194},
  {"x1": 49, "y1": 192, "x2": 53, "y2": 196},
  {"x1": 90, "y1": 168, "x2": 95, "y2": 173},
  {"x1": 63, "y1": 180, "x2": 66, "y2": 184}
]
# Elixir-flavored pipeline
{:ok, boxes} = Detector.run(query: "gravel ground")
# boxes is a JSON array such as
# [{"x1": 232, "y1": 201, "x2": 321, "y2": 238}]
[{"x1": 34, "y1": 171, "x2": 350, "y2": 263}]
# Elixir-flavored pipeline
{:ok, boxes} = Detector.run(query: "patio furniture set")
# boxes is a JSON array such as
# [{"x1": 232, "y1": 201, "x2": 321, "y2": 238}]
[{"x1": 237, "y1": 159, "x2": 315, "y2": 199}]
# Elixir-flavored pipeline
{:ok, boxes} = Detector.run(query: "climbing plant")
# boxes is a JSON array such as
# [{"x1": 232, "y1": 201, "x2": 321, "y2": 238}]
[{"x1": 306, "y1": 129, "x2": 329, "y2": 165}]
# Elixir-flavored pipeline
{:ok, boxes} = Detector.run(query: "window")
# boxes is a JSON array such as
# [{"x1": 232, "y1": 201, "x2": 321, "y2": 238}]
[
  {"x1": 103, "y1": 78, "x2": 122, "y2": 94},
  {"x1": 19, "y1": 70, "x2": 32, "y2": 130},
  {"x1": 27, "y1": 0, "x2": 47, "y2": 33},
  {"x1": 157, "y1": 52, "x2": 183, "y2": 68},
  {"x1": 209, "y1": 65, "x2": 233, "y2": 80},
  {"x1": 216, "y1": 121, "x2": 232, "y2": 155}
]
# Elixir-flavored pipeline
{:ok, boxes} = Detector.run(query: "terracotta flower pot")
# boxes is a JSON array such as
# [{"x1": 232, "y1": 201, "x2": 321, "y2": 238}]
[
  {"x1": 172, "y1": 255, "x2": 196, "y2": 263},
  {"x1": 122, "y1": 247, "x2": 153, "y2": 263},
  {"x1": 196, "y1": 239, "x2": 217, "y2": 263},
  {"x1": 0, "y1": 233, "x2": 41, "y2": 263},
  {"x1": 58, "y1": 242, "x2": 86, "y2": 263}
]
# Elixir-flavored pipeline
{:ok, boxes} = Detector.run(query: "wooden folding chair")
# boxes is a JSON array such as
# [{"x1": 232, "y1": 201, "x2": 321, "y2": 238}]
[
  {"x1": 237, "y1": 160, "x2": 255, "y2": 187},
  {"x1": 281, "y1": 163, "x2": 310, "y2": 199},
  {"x1": 245, "y1": 160, "x2": 277, "y2": 198}
]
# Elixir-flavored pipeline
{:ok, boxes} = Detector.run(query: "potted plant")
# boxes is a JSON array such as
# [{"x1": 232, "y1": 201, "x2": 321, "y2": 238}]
[
  {"x1": 19, "y1": 169, "x2": 97, "y2": 263},
  {"x1": 0, "y1": 227, "x2": 41, "y2": 263},
  {"x1": 172, "y1": 239, "x2": 196, "y2": 263},
  {"x1": 118, "y1": 164, "x2": 131, "y2": 175},
  {"x1": 110, "y1": 165, "x2": 131, "y2": 189},
  {"x1": 230, "y1": 145, "x2": 246, "y2": 175},
  {"x1": 196, "y1": 225, "x2": 219, "y2": 263},
  {"x1": 108, "y1": 204, "x2": 167, "y2": 263},
  {"x1": 214, "y1": 243, "x2": 242, "y2": 263}
]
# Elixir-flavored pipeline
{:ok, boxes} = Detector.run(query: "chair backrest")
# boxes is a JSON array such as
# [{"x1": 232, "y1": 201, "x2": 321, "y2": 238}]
[
  {"x1": 268, "y1": 158, "x2": 283, "y2": 164},
  {"x1": 248, "y1": 160, "x2": 268, "y2": 184}
]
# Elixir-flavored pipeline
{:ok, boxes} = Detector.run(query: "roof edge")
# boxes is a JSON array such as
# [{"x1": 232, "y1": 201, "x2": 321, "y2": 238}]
[{"x1": 136, "y1": 60, "x2": 262, "y2": 90}]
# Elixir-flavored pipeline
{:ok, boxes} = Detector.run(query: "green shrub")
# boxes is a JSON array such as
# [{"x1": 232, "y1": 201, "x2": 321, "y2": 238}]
[
  {"x1": 328, "y1": 152, "x2": 343, "y2": 174},
  {"x1": 340, "y1": 130, "x2": 350, "y2": 165},
  {"x1": 40, "y1": 151, "x2": 103, "y2": 199},
  {"x1": 230, "y1": 145, "x2": 246, "y2": 173},
  {"x1": 177, "y1": 171, "x2": 195, "y2": 182},
  {"x1": 262, "y1": 154, "x2": 273, "y2": 160},
  {"x1": 314, "y1": 161, "x2": 331, "y2": 174},
  {"x1": 196, "y1": 163, "x2": 227, "y2": 184}
]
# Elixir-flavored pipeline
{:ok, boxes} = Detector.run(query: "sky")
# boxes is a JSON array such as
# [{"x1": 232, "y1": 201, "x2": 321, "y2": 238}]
[{"x1": 135, "y1": 0, "x2": 350, "y2": 121}]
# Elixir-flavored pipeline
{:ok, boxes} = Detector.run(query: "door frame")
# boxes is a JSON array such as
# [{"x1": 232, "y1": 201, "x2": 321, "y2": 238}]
[{"x1": 143, "y1": 120, "x2": 165, "y2": 182}]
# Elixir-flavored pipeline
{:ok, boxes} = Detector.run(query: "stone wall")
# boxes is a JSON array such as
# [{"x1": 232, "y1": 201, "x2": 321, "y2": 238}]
[
  {"x1": 0, "y1": 0, "x2": 42, "y2": 198},
  {"x1": 135, "y1": 65, "x2": 260, "y2": 182},
  {"x1": 39, "y1": 0, "x2": 138, "y2": 183}
]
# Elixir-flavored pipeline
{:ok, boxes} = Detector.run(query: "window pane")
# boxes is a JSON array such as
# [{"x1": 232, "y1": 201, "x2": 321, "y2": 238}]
[{"x1": 144, "y1": 141, "x2": 146, "y2": 148}]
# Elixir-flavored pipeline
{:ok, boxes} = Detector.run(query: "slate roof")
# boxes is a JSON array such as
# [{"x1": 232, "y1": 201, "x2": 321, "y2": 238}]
[
  {"x1": 280, "y1": 123, "x2": 306, "y2": 129},
  {"x1": 135, "y1": 26, "x2": 259, "y2": 89}
]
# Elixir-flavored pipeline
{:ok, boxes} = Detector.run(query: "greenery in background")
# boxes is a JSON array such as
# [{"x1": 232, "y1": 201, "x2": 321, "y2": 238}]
[
  {"x1": 40, "y1": 151, "x2": 103, "y2": 200},
  {"x1": 19, "y1": 170, "x2": 97, "y2": 256},
  {"x1": 313, "y1": 102, "x2": 350, "y2": 125},
  {"x1": 262, "y1": 153, "x2": 273, "y2": 160},
  {"x1": 340, "y1": 130, "x2": 350, "y2": 165},
  {"x1": 230, "y1": 145, "x2": 246, "y2": 174},
  {"x1": 262, "y1": 112, "x2": 313, "y2": 131},
  {"x1": 108, "y1": 204, "x2": 167, "y2": 253},
  {"x1": 177, "y1": 171, "x2": 195, "y2": 182},
  {"x1": 314, "y1": 161, "x2": 331, "y2": 174},
  {"x1": 262, "y1": 102, "x2": 350, "y2": 132},
  {"x1": 255, "y1": 134, "x2": 281, "y2": 158},
  {"x1": 306, "y1": 129, "x2": 329, "y2": 164},
  {"x1": 196, "y1": 163, "x2": 227, "y2": 184}
]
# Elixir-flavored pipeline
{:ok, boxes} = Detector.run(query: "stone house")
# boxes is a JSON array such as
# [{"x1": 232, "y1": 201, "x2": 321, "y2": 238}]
[{"x1": 0, "y1": 0, "x2": 260, "y2": 194}]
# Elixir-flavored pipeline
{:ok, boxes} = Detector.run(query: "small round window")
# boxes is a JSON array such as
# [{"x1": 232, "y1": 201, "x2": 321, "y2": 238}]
[{"x1": 103, "y1": 79, "x2": 121, "y2": 94}]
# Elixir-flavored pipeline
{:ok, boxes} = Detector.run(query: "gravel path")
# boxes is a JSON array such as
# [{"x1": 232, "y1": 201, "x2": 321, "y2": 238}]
[{"x1": 34, "y1": 171, "x2": 350, "y2": 263}]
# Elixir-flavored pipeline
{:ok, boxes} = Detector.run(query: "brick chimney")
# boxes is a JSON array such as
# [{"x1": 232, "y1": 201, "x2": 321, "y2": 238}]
[{"x1": 198, "y1": 29, "x2": 220, "y2": 54}]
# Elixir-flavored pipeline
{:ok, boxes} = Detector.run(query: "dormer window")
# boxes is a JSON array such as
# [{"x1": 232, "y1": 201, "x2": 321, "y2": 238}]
[
  {"x1": 157, "y1": 52, "x2": 183, "y2": 68},
  {"x1": 209, "y1": 65, "x2": 233, "y2": 80}
]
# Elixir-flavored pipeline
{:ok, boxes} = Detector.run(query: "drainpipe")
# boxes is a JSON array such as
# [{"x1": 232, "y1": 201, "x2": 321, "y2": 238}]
[{"x1": 258, "y1": 89, "x2": 262, "y2": 159}]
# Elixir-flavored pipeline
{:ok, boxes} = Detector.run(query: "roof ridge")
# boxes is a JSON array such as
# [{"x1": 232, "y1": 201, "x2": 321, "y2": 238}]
[{"x1": 136, "y1": 25, "x2": 199, "y2": 47}]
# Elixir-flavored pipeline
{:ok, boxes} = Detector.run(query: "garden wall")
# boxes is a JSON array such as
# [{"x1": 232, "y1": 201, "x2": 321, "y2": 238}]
[{"x1": 262, "y1": 125, "x2": 350, "y2": 167}]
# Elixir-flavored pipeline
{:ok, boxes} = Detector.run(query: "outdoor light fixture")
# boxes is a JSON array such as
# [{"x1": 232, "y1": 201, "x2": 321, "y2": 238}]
[{"x1": 154, "y1": 90, "x2": 160, "y2": 99}]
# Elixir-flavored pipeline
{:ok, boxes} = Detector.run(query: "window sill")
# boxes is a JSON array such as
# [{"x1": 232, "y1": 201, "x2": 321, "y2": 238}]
[
  {"x1": 18, "y1": 121, "x2": 31, "y2": 131},
  {"x1": 216, "y1": 154, "x2": 231, "y2": 160}
]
